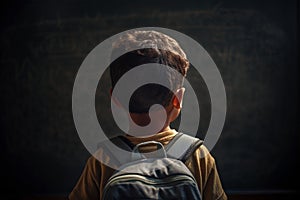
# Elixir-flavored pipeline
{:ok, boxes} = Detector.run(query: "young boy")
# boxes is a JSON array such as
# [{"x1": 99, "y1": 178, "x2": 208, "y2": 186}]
[{"x1": 69, "y1": 30, "x2": 227, "y2": 200}]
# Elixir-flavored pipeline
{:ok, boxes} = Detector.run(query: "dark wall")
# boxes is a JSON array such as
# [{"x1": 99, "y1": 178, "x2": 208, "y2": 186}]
[{"x1": 1, "y1": 0, "x2": 299, "y2": 197}]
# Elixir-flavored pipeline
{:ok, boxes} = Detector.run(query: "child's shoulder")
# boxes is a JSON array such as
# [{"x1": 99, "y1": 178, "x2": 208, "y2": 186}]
[{"x1": 186, "y1": 143, "x2": 216, "y2": 167}]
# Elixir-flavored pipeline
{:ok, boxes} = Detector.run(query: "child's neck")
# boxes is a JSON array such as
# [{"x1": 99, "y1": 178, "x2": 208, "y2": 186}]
[
  {"x1": 127, "y1": 126, "x2": 171, "y2": 138},
  {"x1": 128, "y1": 112, "x2": 171, "y2": 138}
]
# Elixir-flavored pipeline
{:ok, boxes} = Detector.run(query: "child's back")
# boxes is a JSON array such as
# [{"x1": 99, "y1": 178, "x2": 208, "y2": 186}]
[{"x1": 69, "y1": 30, "x2": 227, "y2": 200}]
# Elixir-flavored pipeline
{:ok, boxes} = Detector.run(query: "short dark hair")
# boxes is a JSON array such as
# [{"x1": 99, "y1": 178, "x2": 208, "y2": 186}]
[{"x1": 109, "y1": 31, "x2": 189, "y2": 113}]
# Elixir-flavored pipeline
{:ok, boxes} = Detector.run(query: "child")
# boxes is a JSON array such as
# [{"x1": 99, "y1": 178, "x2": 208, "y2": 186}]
[{"x1": 69, "y1": 30, "x2": 227, "y2": 200}]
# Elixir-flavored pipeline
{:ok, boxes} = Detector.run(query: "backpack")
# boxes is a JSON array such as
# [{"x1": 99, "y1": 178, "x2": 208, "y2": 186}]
[{"x1": 99, "y1": 132, "x2": 203, "y2": 200}]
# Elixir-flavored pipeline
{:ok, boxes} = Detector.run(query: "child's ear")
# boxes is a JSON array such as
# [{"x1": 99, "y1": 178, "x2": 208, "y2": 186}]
[
  {"x1": 109, "y1": 88, "x2": 113, "y2": 97},
  {"x1": 172, "y1": 88, "x2": 185, "y2": 109},
  {"x1": 110, "y1": 88, "x2": 123, "y2": 108}
]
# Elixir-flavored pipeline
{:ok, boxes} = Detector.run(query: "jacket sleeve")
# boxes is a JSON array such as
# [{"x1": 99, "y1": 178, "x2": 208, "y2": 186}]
[
  {"x1": 202, "y1": 161, "x2": 227, "y2": 200},
  {"x1": 185, "y1": 145, "x2": 227, "y2": 200},
  {"x1": 68, "y1": 156, "x2": 101, "y2": 200}
]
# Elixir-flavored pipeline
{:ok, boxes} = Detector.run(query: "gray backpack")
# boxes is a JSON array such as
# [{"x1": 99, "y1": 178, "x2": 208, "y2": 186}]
[{"x1": 100, "y1": 132, "x2": 203, "y2": 200}]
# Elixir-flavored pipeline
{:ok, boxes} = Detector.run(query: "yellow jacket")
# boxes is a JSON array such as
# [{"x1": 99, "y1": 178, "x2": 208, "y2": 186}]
[{"x1": 69, "y1": 130, "x2": 227, "y2": 200}]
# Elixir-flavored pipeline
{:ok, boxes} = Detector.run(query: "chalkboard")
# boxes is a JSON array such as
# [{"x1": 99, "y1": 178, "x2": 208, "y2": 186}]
[{"x1": 1, "y1": 0, "x2": 298, "y2": 197}]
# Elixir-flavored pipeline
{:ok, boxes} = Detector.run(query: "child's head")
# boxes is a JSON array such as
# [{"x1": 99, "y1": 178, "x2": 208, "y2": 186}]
[{"x1": 109, "y1": 30, "x2": 189, "y2": 124}]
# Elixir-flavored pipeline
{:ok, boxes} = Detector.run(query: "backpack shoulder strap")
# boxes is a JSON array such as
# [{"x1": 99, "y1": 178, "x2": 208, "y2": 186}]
[
  {"x1": 97, "y1": 136, "x2": 133, "y2": 166},
  {"x1": 166, "y1": 132, "x2": 203, "y2": 163}
]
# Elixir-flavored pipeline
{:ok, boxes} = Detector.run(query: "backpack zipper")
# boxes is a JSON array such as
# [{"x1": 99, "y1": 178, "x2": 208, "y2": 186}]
[{"x1": 102, "y1": 174, "x2": 196, "y2": 199}]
